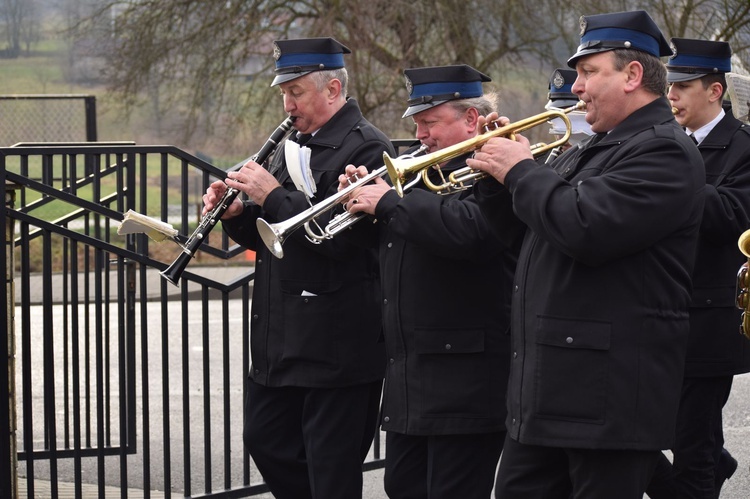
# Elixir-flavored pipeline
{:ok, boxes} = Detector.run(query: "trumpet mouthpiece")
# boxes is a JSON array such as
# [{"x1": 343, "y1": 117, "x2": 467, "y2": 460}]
[{"x1": 672, "y1": 107, "x2": 679, "y2": 115}]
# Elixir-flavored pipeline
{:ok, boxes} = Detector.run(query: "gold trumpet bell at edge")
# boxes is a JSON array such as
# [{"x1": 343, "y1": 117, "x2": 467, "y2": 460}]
[
  {"x1": 739, "y1": 228, "x2": 750, "y2": 257},
  {"x1": 736, "y1": 228, "x2": 750, "y2": 340}
]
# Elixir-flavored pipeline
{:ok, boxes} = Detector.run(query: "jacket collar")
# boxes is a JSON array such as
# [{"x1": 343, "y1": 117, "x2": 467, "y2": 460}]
[
  {"x1": 600, "y1": 97, "x2": 677, "y2": 146},
  {"x1": 305, "y1": 98, "x2": 363, "y2": 149},
  {"x1": 700, "y1": 111, "x2": 745, "y2": 148}
]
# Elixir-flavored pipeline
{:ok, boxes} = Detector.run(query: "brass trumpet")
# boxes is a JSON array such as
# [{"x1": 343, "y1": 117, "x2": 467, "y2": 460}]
[
  {"x1": 735, "y1": 229, "x2": 750, "y2": 339},
  {"x1": 383, "y1": 101, "x2": 586, "y2": 196}
]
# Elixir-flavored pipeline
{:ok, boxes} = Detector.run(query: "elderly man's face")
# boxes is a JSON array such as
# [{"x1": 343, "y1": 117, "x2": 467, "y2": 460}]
[
  {"x1": 412, "y1": 103, "x2": 478, "y2": 153},
  {"x1": 279, "y1": 74, "x2": 340, "y2": 134}
]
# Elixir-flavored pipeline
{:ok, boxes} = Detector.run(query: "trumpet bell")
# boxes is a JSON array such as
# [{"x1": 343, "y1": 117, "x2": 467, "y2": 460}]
[{"x1": 257, "y1": 218, "x2": 286, "y2": 259}]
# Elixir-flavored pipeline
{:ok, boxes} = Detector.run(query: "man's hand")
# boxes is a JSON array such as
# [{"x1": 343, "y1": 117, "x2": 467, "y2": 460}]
[
  {"x1": 203, "y1": 180, "x2": 244, "y2": 219},
  {"x1": 338, "y1": 164, "x2": 390, "y2": 215},
  {"x1": 466, "y1": 113, "x2": 533, "y2": 185},
  {"x1": 225, "y1": 159, "x2": 282, "y2": 207}
]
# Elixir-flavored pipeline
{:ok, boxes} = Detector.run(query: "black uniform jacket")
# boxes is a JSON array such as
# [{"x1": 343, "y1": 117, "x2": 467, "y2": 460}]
[
  {"x1": 223, "y1": 99, "x2": 394, "y2": 388},
  {"x1": 351, "y1": 153, "x2": 519, "y2": 436},
  {"x1": 687, "y1": 109, "x2": 750, "y2": 377},
  {"x1": 475, "y1": 97, "x2": 705, "y2": 450}
]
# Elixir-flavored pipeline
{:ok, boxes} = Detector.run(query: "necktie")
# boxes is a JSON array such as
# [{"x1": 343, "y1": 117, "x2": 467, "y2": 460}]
[
  {"x1": 689, "y1": 134, "x2": 698, "y2": 145},
  {"x1": 296, "y1": 133, "x2": 312, "y2": 146}
]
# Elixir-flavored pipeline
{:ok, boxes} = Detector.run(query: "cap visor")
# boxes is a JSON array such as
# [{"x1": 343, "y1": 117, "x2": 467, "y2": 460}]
[
  {"x1": 667, "y1": 71, "x2": 706, "y2": 83},
  {"x1": 271, "y1": 71, "x2": 311, "y2": 87},
  {"x1": 567, "y1": 47, "x2": 613, "y2": 68},
  {"x1": 402, "y1": 100, "x2": 447, "y2": 119},
  {"x1": 545, "y1": 99, "x2": 580, "y2": 110}
]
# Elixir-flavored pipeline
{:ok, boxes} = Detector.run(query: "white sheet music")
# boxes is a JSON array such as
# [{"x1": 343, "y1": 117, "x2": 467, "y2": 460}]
[
  {"x1": 726, "y1": 72, "x2": 750, "y2": 123},
  {"x1": 284, "y1": 140, "x2": 316, "y2": 198}
]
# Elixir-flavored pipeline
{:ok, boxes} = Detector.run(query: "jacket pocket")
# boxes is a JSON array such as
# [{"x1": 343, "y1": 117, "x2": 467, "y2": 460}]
[
  {"x1": 414, "y1": 327, "x2": 491, "y2": 418},
  {"x1": 279, "y1": 280, "x2": 345, "y2": 367},
  {"x1": 691, "y1": 285, "x2": 736, "y2": 308},
  {"x1": 534, "y1": 316, "x2": 610, "y2": 424}
]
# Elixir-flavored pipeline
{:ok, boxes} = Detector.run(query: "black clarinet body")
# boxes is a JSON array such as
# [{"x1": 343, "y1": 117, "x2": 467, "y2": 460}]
[{"x1": 161, "y1": 116, "x2": 297, "y2": 286}]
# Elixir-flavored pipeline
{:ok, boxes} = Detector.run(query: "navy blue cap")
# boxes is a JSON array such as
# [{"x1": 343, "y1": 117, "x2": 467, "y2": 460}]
[
  {"x1": 271, "y1": 37, "x2": 351, "y2": 86},
  {"x1": 546, "y1": 68, "x2": 579, "y2": 108},
  {"x1": 402, "y1": 65, "x2": 491, "y2": 118},
  {"x1": 667, "y1": 38, "x2": 732, "y2": 83},
  {"x1": 567, "y1": 10, "x2": 672, "y2": 68}
]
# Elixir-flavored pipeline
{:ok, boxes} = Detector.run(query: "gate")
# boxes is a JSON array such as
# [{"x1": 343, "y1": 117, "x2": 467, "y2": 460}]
[{"x1": 0, "y1": 139, "x2": 416, "y2": 498}]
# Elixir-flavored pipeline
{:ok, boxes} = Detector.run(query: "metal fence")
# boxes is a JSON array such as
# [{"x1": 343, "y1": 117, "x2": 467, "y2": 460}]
[
  {"x1": 0, "y1": 139, "x2": 416, "y2": 498},
  {"x1": 0, "y1": 96, "x2": 98, "y2": 147}
]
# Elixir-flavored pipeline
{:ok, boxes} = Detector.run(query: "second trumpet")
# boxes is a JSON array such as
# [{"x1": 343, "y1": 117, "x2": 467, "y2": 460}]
[{"x1": 384, "y1": 101, "x2": 585, "y2": 196}]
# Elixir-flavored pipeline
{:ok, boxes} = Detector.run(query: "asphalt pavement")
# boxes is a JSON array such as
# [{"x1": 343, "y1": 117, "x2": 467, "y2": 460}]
[{"x1": 12, "y1": 267, "x2": 750, "y2": 498}]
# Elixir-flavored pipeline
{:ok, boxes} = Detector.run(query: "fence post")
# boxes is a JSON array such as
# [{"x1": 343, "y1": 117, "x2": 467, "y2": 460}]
[{"x1": 2, "y1": 181, "x2": 19, "y2": 499}]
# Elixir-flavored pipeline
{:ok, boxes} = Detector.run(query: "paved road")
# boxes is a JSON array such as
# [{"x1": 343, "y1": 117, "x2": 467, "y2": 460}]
[{"x1": 13, "y1": 281, "x2": 750, "y2": 498}]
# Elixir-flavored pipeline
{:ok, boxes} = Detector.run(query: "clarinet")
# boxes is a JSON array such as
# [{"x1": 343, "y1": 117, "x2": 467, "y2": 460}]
[{"x1": 161, "y1": 116, "x2": 297, "y2": 286}]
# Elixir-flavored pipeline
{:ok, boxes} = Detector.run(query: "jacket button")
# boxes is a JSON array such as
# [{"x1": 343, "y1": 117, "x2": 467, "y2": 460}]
[
  {"x1": 514, "y1": 285, "x2": 519, "y2": 292},
  {"x1": 512, "y1": 418, "x2": 516, "y2": 425},
  {"x1": 445, "y1": 344, "x2": 452, "y2": 350},
  {"x1": 253, "y1": 314, "x2": 259, "y2": 320},
  {"x1": 254, "y1": 369, "x2": 260, "y2": 375},
  {"x1": 566, "y1": 337, "x2": 573, "y2": 344},
  {"x1": 513, "y1": 352, "x2": 518, "y2": 359},
  {"x1": 389, "y1": 358, "x2": 395, "y2": 364},
  {"x1": 706, "y1": 299, "x2": 712, "y2": 305},
  {"x1": 257, "y1": 259, "x2": 262, "y2": 265},
  {"x1": 383, "y1": 299, "x2": 388, "y2": 305},
  {"x1": 387, "y1": 242, "x2": 393, "y2": 248},
  {"x1": 383, "y1": 416, "x2": 390, "y2": 423},
  {"x1": 303, "y1": 298, "x2": 309, "y2": 303}
]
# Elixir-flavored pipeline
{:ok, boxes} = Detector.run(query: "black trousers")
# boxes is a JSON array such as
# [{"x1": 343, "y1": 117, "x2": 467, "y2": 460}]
[
  {"x1": 647, "y1": 375, "x2": 734, "y2": 499},
  {"x1": 384, "y1": 430, "x2": 505, "y2": 499},
  {"x1": 494, "y1": 435, "x2": 660, "y2": 499},
  {"x1": 243, "y1": 377, "x2": 383, "y2": 499}
]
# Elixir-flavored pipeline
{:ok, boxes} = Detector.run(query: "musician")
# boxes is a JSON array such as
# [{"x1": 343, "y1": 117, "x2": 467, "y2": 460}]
[
  {"x1": 540, "y1": 67, "x2": 592, "y2": 163},
  {"x1": 466, "y1": 11, "x2": 705, "y2": 497},
  {"x1": 647, "y1": 38, "x2": 750, "y2": 499},
  {"x1": 202, "y1": 37, "x2": 394, "y2": 499},
  {"x1": 339, "y1": 64, "x2": 519, "y2": 498}
]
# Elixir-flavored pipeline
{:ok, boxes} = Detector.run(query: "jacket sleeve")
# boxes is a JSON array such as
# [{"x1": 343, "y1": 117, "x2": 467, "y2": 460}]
[
  {"x1": 374, "y1": 186, "x2": 515, "y2": 261},
  {"x1": 505, "y1": 134, "x2": 704, "y2": 266},
  {"x1": 700, "y1": 131, "x2": 750, "y2": 243}
]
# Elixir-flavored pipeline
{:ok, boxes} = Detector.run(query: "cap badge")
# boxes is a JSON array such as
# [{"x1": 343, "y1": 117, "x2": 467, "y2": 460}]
[
  {"x1": 669, "y1": 41, "x2": 677, "y2": 59},
  {"x1": 404, "y1": 74, "x2": 413, "y2": 94},
  {"x1": 273, "y1": 43, "x2": 281, "y2": 61},
  {"x1": 579, "y1": 16, "x2": 587, "y2": 36},
  {"x1": 553, "y1": 70, "x2": 565, "y2": 89}
]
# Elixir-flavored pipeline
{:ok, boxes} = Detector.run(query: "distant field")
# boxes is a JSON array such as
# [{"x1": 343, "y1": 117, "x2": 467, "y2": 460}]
[{"x1": 0, "y1": 37, "x2": 253, "y2": 168}]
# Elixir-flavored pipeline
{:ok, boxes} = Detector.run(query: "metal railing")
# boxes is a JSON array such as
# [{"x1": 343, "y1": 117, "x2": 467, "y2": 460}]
[{"x1": 1, "y1": 139, "x2": 417, "y2": 498}]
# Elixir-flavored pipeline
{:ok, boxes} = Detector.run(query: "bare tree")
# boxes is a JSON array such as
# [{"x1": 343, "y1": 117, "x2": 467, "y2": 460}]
[
  {"x1": 0, "y1": 0, "x2": 39, "y2": 57},
  {"x1": 74, "y1": 0, "x2": 569, "y2": 147},
  {"x1": 72, "y1": 0, "x2": 750, "y2": 151}
]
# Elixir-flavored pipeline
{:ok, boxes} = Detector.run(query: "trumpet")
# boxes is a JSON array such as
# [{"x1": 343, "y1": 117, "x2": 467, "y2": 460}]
[
  {"x1": 735, "y1": 229, "x2": 750, "y2": 339},
  {"x1": 256, "y1": 145, "x2": 428, "y2": 259},
  {"x1": 384, "y1": 102, "x2": 585, "y2": 196}
]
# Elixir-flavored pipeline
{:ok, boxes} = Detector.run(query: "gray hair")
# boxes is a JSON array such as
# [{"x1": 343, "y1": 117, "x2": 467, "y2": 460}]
[
  {"x1": 308, "y1": 68, "x2": 349, "y2": 96},
  {"x1": 446, "y1": 91, "x2": 499, "y2": 117}
]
